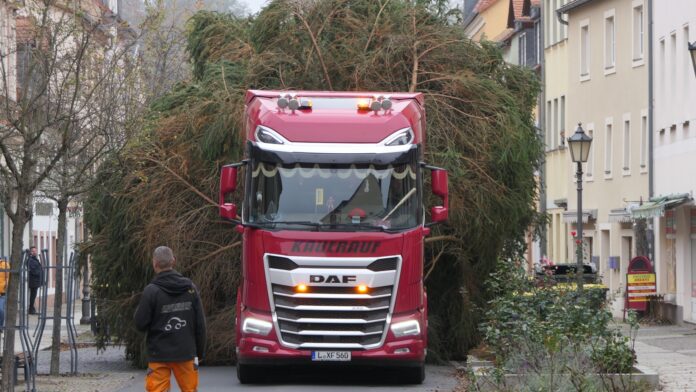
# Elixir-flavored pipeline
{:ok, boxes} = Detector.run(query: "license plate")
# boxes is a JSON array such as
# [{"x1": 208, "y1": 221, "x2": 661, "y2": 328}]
[{"x1": 311, "y1": 351, "x2": 351, "y2": 361}]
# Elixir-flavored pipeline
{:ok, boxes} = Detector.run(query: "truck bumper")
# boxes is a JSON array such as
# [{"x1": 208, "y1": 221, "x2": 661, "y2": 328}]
[{"x1": 237, "y1": 336, "x2": 425, "y2": 367}]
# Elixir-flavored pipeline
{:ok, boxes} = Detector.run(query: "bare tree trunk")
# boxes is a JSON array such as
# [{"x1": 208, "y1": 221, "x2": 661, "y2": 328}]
[
  {"x1": 634, "y1": 218, "x2": 649, "y2": 257},
  {"x1": 1, "y1": 198, "x2": 29, "y2": 392},
  {"x1": 50, "y1": 199, "x2": 68, "y2": 375}
]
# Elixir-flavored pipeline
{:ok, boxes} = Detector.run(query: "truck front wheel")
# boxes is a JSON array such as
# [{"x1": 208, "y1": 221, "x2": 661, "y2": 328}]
[{"x1": 236, "y1": 363, "x2": 261, "y2": 384}]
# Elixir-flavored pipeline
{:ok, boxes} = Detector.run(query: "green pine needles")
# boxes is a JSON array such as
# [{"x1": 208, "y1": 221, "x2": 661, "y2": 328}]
[{"x1": 84, "y1": 0, "x2": 543, "y2": 366}]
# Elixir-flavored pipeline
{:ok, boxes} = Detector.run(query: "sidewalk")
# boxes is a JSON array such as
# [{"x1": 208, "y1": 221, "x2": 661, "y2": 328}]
[
  {"x1": 1, "y1": 303, "x2": 89, "y2": 356},
  {"x1": 623, "y1": 322, "x2": 696, "y2": 392}
]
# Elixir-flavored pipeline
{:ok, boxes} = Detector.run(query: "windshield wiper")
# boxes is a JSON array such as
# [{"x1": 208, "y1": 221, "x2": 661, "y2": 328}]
[
  {"x1": 317, "y1": 223, "x2": 400, "y2": 233},
  {"x1": 263, "y1": 220, "x2": 322, "y2": 230}
]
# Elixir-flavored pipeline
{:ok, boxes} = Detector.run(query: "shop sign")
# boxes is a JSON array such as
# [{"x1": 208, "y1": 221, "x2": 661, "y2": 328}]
[{"x1": 626, "y1": 256, "x2": 655, "y2": 311}]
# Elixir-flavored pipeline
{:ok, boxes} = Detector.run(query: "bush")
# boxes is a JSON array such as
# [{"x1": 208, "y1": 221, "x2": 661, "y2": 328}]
[{"x1": 478, "y1": 261, "x2": 640, "y2": 391}]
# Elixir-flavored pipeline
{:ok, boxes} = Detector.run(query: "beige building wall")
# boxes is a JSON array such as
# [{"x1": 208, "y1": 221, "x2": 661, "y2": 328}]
[
  {"x1": 474, "y1": 0, "x2": 511, "y2": 41},
  {"x1": 565, "y1": 0, "x2": 649, "y2": 313},
  {"x1": 542, "y1": 0, "x2": 571, "y2": 264}
]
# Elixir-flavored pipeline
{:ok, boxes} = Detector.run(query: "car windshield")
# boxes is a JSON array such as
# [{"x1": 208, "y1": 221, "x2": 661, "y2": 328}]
[{"x1": 248, "y1": 162, "x2": 419, "y2": 230}]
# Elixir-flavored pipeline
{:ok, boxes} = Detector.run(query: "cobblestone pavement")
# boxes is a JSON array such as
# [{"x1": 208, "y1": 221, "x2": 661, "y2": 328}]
[
  {"x1": 621, "y1": 322, "x2": 696, "y2": 392},
  {"x1": 32, "y1": 344, "x2": 140, "y2": 392}
]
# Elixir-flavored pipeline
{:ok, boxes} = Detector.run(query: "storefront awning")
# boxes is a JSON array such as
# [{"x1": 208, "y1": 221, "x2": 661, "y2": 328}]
[
  {"x1": 562, "y1": 209, "x2": 597, "y2": 223},
  {"x1": 608, "y1": 208, "x2": 633, "y2": 223},
  {"x1": 631, "y1": 193, "x2": 692, "y2": 219},
  {"x1": 608, "y1": 203, "x2": 640, "y2": 223}
]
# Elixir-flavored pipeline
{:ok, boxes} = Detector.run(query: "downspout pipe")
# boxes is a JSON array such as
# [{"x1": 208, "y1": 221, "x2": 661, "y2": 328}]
[
  {"x1": 647, "y1": 0, "x2": 655, "y2": 264},
  {"x1": 556, "y1": 9, "x2": 568, "y2": 26}
]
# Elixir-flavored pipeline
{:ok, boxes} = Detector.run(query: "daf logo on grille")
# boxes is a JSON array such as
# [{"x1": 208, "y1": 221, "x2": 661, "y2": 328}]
[{"x1": 309, "y1": 275, "x2": 357, "y2": 284}]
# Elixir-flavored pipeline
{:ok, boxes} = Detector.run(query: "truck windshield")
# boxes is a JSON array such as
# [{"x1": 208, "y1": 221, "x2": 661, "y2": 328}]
[{"x1": 248, "y1": 162, "x2": 419, "y2": 230}]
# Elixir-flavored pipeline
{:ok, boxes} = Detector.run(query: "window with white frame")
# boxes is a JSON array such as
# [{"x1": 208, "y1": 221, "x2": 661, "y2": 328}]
[
  {"x1": 546, "y1": 100, "x2": 553, "y2": 149},
  {"x1": 586, "y1": 127, "x2": 595, "y2": 178},
  {"x1": 623, "y1": 119, "x2": 631, "y2": 172},
  {"x1": 640, "y1": 114, "x2": 648, "y2": 169},
  {"x1": 581, "y1": 22, "x2": 590, "y2": 77},
  {"x1": 560, "y1": 96, "x2": 566, "y2": 145},
  {"x1": 604, "y1": 12, "x2": 615, "y2": 70},
  {"x1": 519, "y1": 33, "x2": 527, "y2": 66},
  {"x1": 605, "y1": 122, "x2": 613, "y2": 175},
  {"x1": 671, "y1": 32, "x2": 677, "y2": 93},
  {"x1": 544, "y1": 0, "x2": 551, "y2": 47},
  {"x1": 553, "y1": 0, "x2": 559, "y2": 44},
  {"x1": 535, "y1": 21, "x2": 541, "y2": 64},
  {"x1": 632, "y1": 3, "x2": 644, "y2": 61},
  {"x1": 685, "y1": 26, "x2": 690, "y2": 84},
  {"x1": 553, "y1": 98, "x2": 559, "y2": 147}
]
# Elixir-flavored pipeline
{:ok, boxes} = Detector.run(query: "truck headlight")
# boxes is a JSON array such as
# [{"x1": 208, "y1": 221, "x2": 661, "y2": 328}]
[
  {"x1": 390, "y1": 320, "x2": 421, "y2": 338},
  {"x1": 242, "y1": 317, "x2": 273, "y2": 336}
]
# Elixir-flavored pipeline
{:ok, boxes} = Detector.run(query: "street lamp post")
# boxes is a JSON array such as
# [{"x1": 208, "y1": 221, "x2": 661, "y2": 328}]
[
  {"x1": 568, "y1": 123, "x2": 593, "y2": 291},
  {"x1": 689, "y1": 41, "x2": 696, "y2": 77}
]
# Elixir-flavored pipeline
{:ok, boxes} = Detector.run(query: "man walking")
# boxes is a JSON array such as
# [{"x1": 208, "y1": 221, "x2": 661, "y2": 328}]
[
  {"x1": 134, "y1": 246, "x2": 206, "y2": 392},
  {"x1": 27, "y1": 246, "x2": 43, "y2": 314}
]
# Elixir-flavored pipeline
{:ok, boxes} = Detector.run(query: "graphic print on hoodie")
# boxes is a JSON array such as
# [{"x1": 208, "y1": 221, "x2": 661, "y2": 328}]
[{"x1": 134, "y1": 270, "x2": 207, "y2": 362}]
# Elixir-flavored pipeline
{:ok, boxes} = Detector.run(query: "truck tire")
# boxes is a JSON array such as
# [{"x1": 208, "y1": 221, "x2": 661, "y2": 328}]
[
  {"x1": 402, "y1": 364, "x2": 425, "y2": 384},
  {"x1": 236, "y1": 364, "x2": 261, "y2": 384}
]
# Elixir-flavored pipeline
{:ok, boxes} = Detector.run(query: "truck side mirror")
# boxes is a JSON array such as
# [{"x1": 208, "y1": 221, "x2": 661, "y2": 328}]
[
  {"x1": 430, "y1": 169, "x2": 448, "y2": 223},
  {"x1": 220, "y1": 165, "x2": 239, "y2": 221}
]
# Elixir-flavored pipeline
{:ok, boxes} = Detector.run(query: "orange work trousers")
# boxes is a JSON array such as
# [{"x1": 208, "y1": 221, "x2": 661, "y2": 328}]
[{"x1": 145, "y1": 360, "x2": 198, "y2": 392}]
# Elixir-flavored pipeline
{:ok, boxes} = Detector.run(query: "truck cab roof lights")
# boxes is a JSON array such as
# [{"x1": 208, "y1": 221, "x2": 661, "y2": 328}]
[
  {"x1": 356, "y1": 96, "x2": 392, "y2": 113},
  {"x1": 255, "y1": 125, "x2": 289, "y2": 145},
  {"x1": 382, "y1": 128, "x2": 414, "y2": 146}
]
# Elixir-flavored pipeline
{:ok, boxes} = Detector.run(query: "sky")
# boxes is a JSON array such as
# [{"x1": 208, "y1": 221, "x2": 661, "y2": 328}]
[{"x1": 240, "y1": 0, "x2": 267, "y2": 14}]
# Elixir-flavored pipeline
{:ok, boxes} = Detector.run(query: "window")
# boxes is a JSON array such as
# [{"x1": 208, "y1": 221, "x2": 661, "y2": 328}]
[
  {"x1": 553, "y1": 0, "x2": 559, "y2": 44},
  {"x1": 586, "y1": 126, "x2": 595, "y2": 178},
  {"x1": 632, "y1": 3, "x2": 644, "y2": 61},
  {"x1": 535, "y1": 21, "x2": 541, "y2": 64},
  {"x1": 560, "y1": 96, "x2": 566, "y2": 145},
  {"x1": 604, "y1": 121, "x2": 613, "y2": 176},
  {"x1": 623, "y1": 119, "x2": 631, "y2": 172},
  {"x1": 519, "y1": 33, "x2": 527, "y2": 66},
  {"x1": 546, "y1": 100, "x2": 553, "y2": 149},
  {"x1": 659, "y1": 38, "x2": 665, "y2": 102},
  {"x1": 553, "y1": 98, "x2": 559, "y2": 147},
  {"x1": 604, "y1": 12, "x2": 615, "y2": 70},
  {"x1": 580, "y1": 21, "x2": 590, "y2": 79},
  {"x1": 640, "y1": 114, "x2": 648, "y2": 169},
  {"x1": 544, "y1": 0, "x2": 551, "y2": 47},
  {"x1": 559, "y1": 0, "x2": 567, "y2": 40},
  {"x1": 671, "y1": 32, "x2": 677, "y2": 93}
]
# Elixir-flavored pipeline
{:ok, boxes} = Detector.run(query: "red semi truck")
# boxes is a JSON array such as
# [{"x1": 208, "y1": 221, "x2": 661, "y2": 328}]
[{"x1": 219, "y1": 90, "x2": 449, "y2": 384}]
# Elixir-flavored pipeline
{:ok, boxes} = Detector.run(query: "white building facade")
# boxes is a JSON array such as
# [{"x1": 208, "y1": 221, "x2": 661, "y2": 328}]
[{"x1": 650, "y1": 0, "x2": 696, "y2": 324}]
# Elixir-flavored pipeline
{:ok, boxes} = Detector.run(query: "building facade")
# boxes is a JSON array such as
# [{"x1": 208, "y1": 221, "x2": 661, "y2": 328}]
[
  {"x1": 648, "y1": 0, "x2": 696, "y2": 323},
  {"x1": 561, "y1": 0, "x2": 649, "y2": 316},
  {"x1": 541, "y1": 0, "x2": 572, "y2": 267}
]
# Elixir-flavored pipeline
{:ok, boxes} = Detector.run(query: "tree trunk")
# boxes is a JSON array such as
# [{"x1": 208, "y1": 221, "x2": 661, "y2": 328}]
[
  {"x1": 634, "y1": 218, "x2": 649, "y2": 257},
  {"x1": 1, "y1": 203, "x2": 28, "y2": 392},
  {"x1": 50, "y1": 199, "x2": 68, "y2": 375}
]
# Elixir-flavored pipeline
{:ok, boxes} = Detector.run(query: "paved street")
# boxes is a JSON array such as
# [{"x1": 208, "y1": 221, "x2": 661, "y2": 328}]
[
  {"x1": 629, "y1": 323, "x2": 696, "y2": 392},
  {"x1": 115, "y1": 364, "x2": 459, "y2": 392}
]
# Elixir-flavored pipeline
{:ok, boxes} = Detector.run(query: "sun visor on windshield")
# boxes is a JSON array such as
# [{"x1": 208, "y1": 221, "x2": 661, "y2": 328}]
[{"x1": 247, "y1": 142, "x2": 420, "y2": 165}]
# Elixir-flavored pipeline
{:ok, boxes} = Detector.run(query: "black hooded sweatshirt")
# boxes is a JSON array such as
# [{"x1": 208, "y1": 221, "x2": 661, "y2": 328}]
[{"x1": 134, "y1": 270, "x2": 206, "y2": 362}]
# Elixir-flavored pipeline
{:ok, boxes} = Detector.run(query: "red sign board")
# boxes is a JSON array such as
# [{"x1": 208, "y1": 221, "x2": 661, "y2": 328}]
[{"x1": 626, "y1": 256, "x2": 655, "y2": 312}]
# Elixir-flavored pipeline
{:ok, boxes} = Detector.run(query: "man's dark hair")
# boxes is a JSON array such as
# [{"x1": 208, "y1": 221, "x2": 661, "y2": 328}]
[{"x1": 30, "y1": 246, "x2": 36, "y2": 250}]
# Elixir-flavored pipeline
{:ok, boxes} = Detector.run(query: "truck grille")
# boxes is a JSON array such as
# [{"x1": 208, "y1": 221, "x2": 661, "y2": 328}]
[{"x1": 265, "y1": 254, "x2": 401, "y2": 350}]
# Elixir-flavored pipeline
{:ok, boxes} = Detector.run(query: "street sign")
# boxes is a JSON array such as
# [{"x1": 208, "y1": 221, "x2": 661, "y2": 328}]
[{"x1": 626, "y1": 256, "x2": 655, "y2": 311}]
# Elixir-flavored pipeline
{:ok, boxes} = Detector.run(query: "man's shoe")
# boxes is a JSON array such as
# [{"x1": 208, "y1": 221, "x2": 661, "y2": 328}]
[{"x1": 28, "y1": 309, "x2": 36, "y2": 315}]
